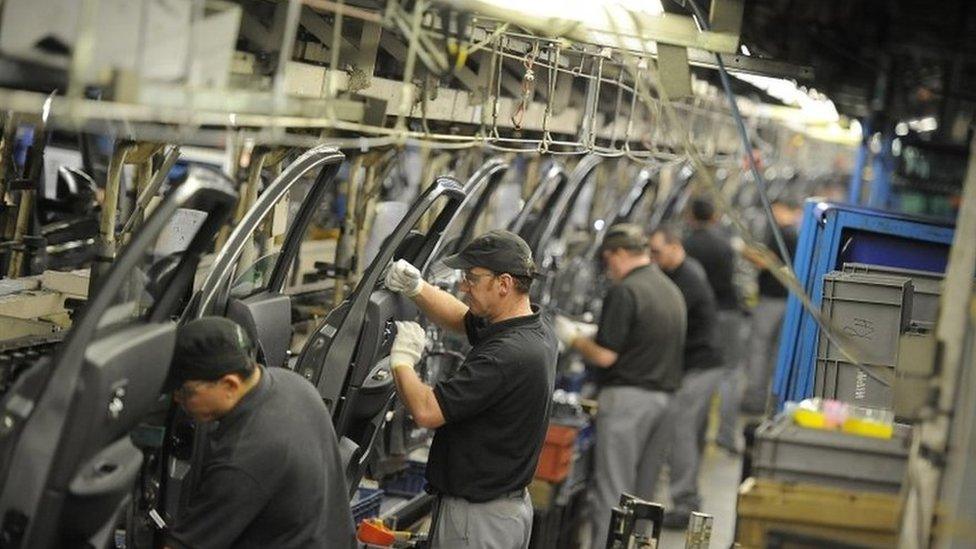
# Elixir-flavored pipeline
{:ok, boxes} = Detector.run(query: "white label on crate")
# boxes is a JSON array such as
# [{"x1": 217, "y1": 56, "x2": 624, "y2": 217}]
[{"x1": 855, "y1": 370, "x2": 868, "y2": 400}]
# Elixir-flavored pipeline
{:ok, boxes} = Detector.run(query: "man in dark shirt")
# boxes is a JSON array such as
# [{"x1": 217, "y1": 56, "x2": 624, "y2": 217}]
[
  {"x1": 684, "y1": 198, "x2": 737, "y2": 310},
  {"x1": 384, "y1": 230, "x2": 557, "y2": 548},
  {"x1": 742, "y1": 199, "x2": 801, "y2": 413},
  {"x1": 164, "y1": 317, "x2": 355, "y2": 549},
  {"x1": 684, "y1": 198, "x2": 746, "y2": 452},
  {"x1": 648, "y1": 226, "x2": 726, "y2": 528},
  {"x1": 553, "y1": 223, "x2": 686, "y2": 548}
]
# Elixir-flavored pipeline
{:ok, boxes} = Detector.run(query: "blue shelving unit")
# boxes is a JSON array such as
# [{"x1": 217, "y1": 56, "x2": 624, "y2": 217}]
[{"x1": 772, "y1": 200, "x2": 955, "y2": 407}]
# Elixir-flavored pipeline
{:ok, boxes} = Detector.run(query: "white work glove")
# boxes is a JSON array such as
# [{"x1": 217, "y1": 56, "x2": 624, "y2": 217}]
[
  {"x1": 553, "y1": 315, "x2": 598, "y2": 348},
  {"x1": 385, "y1": 259, "x2": 424, "y2": 298},
  {"x1": 391, "y1": 321, "x2": 426, "y2": 369},
  {"x1": 553, "y1": 315, "x2": 581, "y2": 347},
  {"x1": 577, "y1": 321, "x2": 598, "y2": 339}
]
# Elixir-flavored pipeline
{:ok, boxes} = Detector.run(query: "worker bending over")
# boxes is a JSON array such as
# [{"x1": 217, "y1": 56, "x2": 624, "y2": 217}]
[
  {"x1": 165, "y1": 317, "x2": 355, "y2": 549},
  {"x1": 385, "y1": 230, "x2": 557, "y2": 548}
]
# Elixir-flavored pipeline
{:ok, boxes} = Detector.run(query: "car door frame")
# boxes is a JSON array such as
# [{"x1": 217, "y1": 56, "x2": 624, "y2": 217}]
[
  {"x1": 186, "y1": 146, "x2": 345, "y2": 368},
  {"x1": 0, "y1": 170, "x2": 237, "y2": 549}
]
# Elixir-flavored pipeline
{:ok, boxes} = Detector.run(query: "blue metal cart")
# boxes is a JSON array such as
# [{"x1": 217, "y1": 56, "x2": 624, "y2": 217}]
[{"x1": 772, "y1": 201, "x2": 955, "y2": 407}]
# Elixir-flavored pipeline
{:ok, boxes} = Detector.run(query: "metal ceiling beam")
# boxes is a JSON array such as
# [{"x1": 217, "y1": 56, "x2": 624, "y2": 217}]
[
  {"x1": 299, "y1": 7, "x2": 360, "y2": 58},
  {"x1": 687, "y1": 49, "x2": 815, "y2": 82}
]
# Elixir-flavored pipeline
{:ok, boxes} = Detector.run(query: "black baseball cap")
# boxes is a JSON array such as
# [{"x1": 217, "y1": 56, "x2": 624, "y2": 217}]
[
  {"x1": 600, "y1": 223, "x2": 648, "y2": 252},
  {"x1": 443, "y1": 229, "x2": 538, "y2": 277},
  {"x1": 163, "y1": 317, "x2": 256, "y2": 392}
]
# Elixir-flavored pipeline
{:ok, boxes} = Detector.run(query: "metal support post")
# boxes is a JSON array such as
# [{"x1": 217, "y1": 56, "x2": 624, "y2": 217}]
[
  {"x1": 684, "y1": 512, "x2": 713, "y2": 548},
  {"x1": 0, "y1": 113, "x2": 15, "y2": 203},
  {"x1": 899, "y1": 129, "x2": 976, "y2": 548},
  {"x1": 89, "y1": 140, "x2": 137, "y2": 292},
  {"x1": 848, "y1": 118, "x2": 870, "y2": 205},
  {"x1": 6, "y1": 187, "x2": 34, "y2": 277},
  {"x1": 235, "y1": 149, "x2": 269, "y2": 275},
  {"x1": 868, "y1": 129, "x2": 894, "y2": 210}
]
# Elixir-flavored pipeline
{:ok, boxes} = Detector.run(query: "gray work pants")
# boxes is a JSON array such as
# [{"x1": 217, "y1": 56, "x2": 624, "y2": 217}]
[
  {"x1": 588, "y1": 386, "x2": 671, "y2": 549},
  {"x1": 742, "y1": 297, "x2": 787, "y2": 414},
  {"x1": 642, "y1": 366, "x2": 725, "y2": 513},
  {"x1": 430, "y1": 491, "x2": 533, "y2": 549},
  {"x1": 715, "y1": 310, "x2": 747, "y2": 448}
]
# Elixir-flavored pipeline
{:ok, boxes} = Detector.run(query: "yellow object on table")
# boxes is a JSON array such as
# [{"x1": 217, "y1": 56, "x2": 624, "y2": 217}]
[
  {"x1": 792, "y1": 408, "x2": 827, "y2": 430},
  {"x1": 842, "y1": 417, "x2": 894, "y2": 439}
]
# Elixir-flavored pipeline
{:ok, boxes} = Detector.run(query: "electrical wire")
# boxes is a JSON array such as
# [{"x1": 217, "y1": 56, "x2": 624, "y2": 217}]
[
  {"x1": 673, "y1": 2, "x2": 890, "y2": 388},
  {"x1": 676, "y1": 0, "x2": 792, "y2": 266},
  {"x1": 601, "y1": 6, "x2": 888, "y2": 389}
]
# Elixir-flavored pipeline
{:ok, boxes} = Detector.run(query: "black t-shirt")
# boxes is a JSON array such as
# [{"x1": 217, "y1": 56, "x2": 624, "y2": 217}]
[
  {"x1": 168, "y1": 367, "x2": 355, "y2": 549},
  {"x1": 428, "y1": 307, "x2": 557, "y2": 502},
  {"x1": 595, "y1": 264, "x2": 686, "y2": 392},
  {"x1": 664, "y1": 258, "x2": 722, "y2": 370},
  {"x1": 684, "y1": 226, "x2": 738, "y2": 310},
  {"x1": 758, "y1": 225, "x2": 799, "y2": 298}
]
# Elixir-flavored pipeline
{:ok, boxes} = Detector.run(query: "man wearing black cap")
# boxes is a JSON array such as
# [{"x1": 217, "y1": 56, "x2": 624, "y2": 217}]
[
  {"x1": 384, "y1": 229, "x2": 557, "y2": 549},
  {"x1": 163, "y1": 316, "x2": 355, "y2": 549},
  {"x1": 553, "y1": 223, "x2": 686, "y2": 548}
]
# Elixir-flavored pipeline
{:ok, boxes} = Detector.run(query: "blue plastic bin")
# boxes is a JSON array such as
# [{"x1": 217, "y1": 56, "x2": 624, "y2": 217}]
[
  {"x1": 351, "y1": 487, "x2": 384, "y2": 523},
  {"x1": 380, "y1": 460, "x2": 428, "y2": 498}
]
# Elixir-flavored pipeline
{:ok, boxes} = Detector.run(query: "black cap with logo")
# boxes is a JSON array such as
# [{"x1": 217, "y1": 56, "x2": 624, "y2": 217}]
[
  {"x1": 443, "y1": 229, "x2": 538, "y2": 277},
  {"x1": 163, "y1": 316, "x2": 256, "y2": 392}
]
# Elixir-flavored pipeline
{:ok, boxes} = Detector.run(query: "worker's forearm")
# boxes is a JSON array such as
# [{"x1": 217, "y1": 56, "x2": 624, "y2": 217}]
[
  {"x1": 412, "y1": 282, "x2": 468, "y2": 334},
  {"x1": 742, "y1": 246, "x2": 768, "y2": 269},
  {"x1": 572, "y1": 337, "x2": 618, "y2": 369},
  {"x1": 391, "y1": 364, "x2": 445, "y2": 428}
]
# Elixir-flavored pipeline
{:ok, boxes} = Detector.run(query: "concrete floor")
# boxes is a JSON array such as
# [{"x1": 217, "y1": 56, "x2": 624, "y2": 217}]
[
  {"x1": 586, "y1": 406, "x2": 752, "y2": 549},
  {"x1": 575, "y1": 440, "x2": 745, "y2": 549},
  {"x1": 656, "y1": 444, "x2": 743, "y2": 549}
]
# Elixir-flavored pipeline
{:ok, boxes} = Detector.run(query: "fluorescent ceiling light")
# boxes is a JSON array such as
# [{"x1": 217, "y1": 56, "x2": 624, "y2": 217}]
[
  {"x1": 733, "y1": 72, "x2": 839, "y2": 123},
  {"x1": 454, "y1": 0, "x2": 738, "y2": 53},
  {"x1": 473, "y1": 0, "x2": 663, "y2": 20}
]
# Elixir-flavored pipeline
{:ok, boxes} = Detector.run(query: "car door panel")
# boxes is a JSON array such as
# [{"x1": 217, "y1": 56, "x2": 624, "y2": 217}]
[
  {"x1": 0, "y1": 171, "x2": 236, "y2": 549},
  {"x1": 550, "y1": 166, "x2": 660, "y2": 316},
  {"x1": 293, "y1": 176, "x2": 465, "y2": 493},
  {"x1": 190, "y1": 146, "x2": 345, "y2": 368},
  {"x1": 297, "y1": 176, "x2": 465, "y2": 412},
  {"x1": 510, "y1": 162, "x2": 568, "y2": 255},
  {"x1": 531, "y1": 155, "x2": 603, "y2": 305},
  {"x1": 227, "y1": 291, "x2": 293, "y2": 368}
]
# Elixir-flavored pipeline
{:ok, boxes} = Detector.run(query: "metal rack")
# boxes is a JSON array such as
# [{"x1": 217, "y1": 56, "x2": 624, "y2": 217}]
[{"x1": 0, "y1": 0, "x2": 809, "y2": 155}]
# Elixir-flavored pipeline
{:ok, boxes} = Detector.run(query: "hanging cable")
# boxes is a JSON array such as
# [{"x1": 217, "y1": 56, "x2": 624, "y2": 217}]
[{"x1": 674, "y1": 0, "x2": 792, "y2": 266}]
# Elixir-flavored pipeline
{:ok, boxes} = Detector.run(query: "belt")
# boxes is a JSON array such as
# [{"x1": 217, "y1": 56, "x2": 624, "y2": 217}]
[{"x1": 435, "y1": 488, "x2": 527, "y2": 502}]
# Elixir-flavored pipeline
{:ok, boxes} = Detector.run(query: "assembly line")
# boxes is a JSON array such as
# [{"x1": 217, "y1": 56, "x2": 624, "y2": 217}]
[{"x1": 0, "y1": 1, "x2": 974, "y2": 548}]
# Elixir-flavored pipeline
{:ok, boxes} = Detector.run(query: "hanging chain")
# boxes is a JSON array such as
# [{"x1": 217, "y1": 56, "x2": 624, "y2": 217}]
[
  {"x1": 538, "y1": 44, "x2": 560, "y2": 153},
  {"x1": 510, "y1": 41, "x2": 539, "y2": 131},
  {"x1": 489, "y1": 35, "x2": 504, "y2": 140}
]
